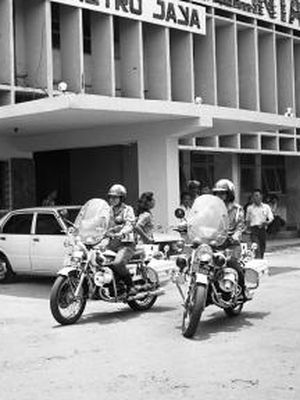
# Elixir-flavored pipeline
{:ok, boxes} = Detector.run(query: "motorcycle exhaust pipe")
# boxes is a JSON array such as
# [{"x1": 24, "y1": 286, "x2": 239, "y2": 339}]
[{"x1": 129, "y1": 288, "x2": 165, "y2": 301}]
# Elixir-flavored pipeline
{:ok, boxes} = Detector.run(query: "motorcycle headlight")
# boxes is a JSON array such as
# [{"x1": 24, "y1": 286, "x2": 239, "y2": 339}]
[
  {"x1": 219, "y1": 268, "x2": 238, "y2": 292},
  {"x1": 194, "y1": 244, "x2": 213, "y2": 263}
]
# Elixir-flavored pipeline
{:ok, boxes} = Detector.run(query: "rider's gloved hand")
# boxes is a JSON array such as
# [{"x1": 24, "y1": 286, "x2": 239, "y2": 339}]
[
  {"x1": 113, "y1": 232, "x2": 125, "y2": 240},
  {"x1": 231, "y1": 232, "x2": 240, "y2": 244}
]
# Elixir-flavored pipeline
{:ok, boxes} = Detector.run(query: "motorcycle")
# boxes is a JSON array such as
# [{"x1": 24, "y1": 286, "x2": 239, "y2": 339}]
[
  {"x1": 172, "y1": 194, "x2": 260, "y2": 338},
  {"x1": 50, "y1": 199, "x2": 174, "y2": 325}
]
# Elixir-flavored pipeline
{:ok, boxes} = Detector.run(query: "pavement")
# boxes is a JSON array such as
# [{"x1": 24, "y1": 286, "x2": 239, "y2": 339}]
[{"x1": 266, "y1": 237, "x2": 300, "y2": 252}]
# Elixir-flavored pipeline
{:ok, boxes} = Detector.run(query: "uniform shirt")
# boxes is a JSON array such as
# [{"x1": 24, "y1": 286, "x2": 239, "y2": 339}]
[
  {"x1": 246, "y1": 203, "x2": 274, "y2": 228},
  {"x1": 108, "y1": 203, "x2": 135, "y2": 242},
  {"x1": 227, "y1": 202, "x2": 245, "y2": 241}
]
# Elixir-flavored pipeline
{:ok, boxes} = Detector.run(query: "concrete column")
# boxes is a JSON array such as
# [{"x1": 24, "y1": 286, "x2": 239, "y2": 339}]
[
  {"x1": 254, "y1": 154, "x2": 262, "y2": 189},
  {"x1": 285, "y1": 157, "x2": 300, "y2": 227},
  {"x1": 231, "y1": 154, "x2": 240, "y2": 203},
  {"x1": 137, "y1": 134, "x2": 180, "y2": 229}
]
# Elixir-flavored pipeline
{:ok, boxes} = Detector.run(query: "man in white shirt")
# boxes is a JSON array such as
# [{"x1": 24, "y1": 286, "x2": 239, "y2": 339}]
[{"x1": 246, "y1": 189, "x2": 274, "y2": 259}]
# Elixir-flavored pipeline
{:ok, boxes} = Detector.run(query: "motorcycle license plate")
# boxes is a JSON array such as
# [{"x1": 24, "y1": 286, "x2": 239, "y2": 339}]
[{"x1": 196, "y1": 273, "x2": 208, "y2": 285}]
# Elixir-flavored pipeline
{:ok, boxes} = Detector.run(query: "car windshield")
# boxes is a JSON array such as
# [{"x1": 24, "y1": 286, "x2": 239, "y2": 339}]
[
  {"x1": 74, "y1": 199, "x2": 110, "y2": 245},
  {"x1": 187, "y1": 194, "x2": 229, "y2": 246}
]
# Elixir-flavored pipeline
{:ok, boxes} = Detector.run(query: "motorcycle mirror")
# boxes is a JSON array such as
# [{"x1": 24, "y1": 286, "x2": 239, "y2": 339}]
[
  {"x1": 191, "y1": 238, "x2": 201, "y2": 249},
  {"x1": 175, "y1": 208, "x2": 185, "y2": 219}
]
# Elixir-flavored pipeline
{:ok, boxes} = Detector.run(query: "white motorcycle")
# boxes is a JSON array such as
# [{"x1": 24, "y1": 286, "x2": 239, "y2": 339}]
[
  {"x1": 50, "y1": 199, "x2": 175, "y2": 325},
  {"x1": 173, "y1": 194, "x2": 261, "y2": 338}
]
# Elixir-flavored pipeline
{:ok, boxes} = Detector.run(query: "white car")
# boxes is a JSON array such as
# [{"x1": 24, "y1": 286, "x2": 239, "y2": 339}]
[{"x1": 0, "y1": 206, "x2": 81, "y2": 282}]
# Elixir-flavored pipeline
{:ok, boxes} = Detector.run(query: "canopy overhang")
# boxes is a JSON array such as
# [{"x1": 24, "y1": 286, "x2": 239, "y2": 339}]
[{"x1": 0, "y1": 94, "x2": 299, "y2": 151}]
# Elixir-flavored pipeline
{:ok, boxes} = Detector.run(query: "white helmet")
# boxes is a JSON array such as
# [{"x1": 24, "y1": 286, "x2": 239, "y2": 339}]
[
  {"x1": 213, "y1": 179, "x2": 235, "y2": 202},
  {"x1": 108, "y1": 184, "x2": 127, "y2": 200}
]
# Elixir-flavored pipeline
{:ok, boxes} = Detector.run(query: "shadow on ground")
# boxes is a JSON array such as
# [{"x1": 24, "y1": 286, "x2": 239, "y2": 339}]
[
  {"x1": 56, "y1": 304, "x2": 178, "y2": 327},
  {"x1": 178, "y1": 310, "x2": 270, "y2": 342},
  {"x1": 268, "y1": 266, "x2": 299, "y2": 276},
  {"x1": 0, "y1": 276, "x2": 54, "y2": 300}
]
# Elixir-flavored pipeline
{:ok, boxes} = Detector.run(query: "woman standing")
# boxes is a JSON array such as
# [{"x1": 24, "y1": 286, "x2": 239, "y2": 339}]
[{"x1": 135, "y1": 192, "x2": 155, "y2": 244}]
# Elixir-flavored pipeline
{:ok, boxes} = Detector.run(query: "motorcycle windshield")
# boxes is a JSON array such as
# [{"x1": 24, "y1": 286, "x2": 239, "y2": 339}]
[
  {"x1": 188, "y1": 194, "x2": 229, "y2": 246},
  {"x1": 74, "y1": 198, "x2": 110, "y2": 245}
]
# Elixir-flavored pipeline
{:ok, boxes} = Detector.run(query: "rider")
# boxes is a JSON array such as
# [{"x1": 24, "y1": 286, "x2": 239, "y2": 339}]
[
  {"x1": 106, "y1": 184, "x2": 137, "y2": 296},
  {"x1": 212, "y1": 179, "x2": 249, "y2": 300}
]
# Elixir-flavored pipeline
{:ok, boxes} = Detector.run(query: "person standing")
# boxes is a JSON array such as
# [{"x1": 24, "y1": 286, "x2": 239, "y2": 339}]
[
  {"x1": 42, "y1": 189, "x2": 58, "y2": 206},
  {"x1": 135, "y1": 192, "x2": 155, "y2": 244},
  {"x1": 246, "y1": 189, "x2": 274, "y2": 259},
  {"x1": 179, "y1": 191, "x2": 192, "y2": 219},
  {"x1": 187, "y1": 180, "x2": 201, "y2": 206}
]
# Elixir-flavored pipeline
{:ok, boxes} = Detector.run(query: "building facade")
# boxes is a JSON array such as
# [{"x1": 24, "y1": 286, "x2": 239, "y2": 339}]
[{"x1": 0, "y1": 0, "x2": 300, "y2": 228}]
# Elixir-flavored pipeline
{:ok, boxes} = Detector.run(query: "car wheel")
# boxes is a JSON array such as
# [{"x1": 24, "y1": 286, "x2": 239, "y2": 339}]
[{"x1": 0, "y1": 254, "x2": 14, "y2": 283}]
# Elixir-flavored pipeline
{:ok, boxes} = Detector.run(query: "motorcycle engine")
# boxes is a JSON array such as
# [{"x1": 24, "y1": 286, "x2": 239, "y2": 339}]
[{"x1": 94, "y1": 267, "x2": 113, "y2": 287}]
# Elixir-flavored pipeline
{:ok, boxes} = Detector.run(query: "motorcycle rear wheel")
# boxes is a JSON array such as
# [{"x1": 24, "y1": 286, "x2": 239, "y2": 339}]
[
  {"x1": 128, "y1": 266, "x2": 158, "y2": 311},
  {"x1": 50, "y1": 275, "x2": 87, "y2": 325},
  {"x1": 224, "y1": 302, "x2": 244, "y2": 317},
  {"x1": 182, "y1": 284, "x2": 207, "y2": 339}
]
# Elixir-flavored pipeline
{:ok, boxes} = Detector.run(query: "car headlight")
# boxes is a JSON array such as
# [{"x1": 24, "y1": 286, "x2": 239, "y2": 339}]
[{"x1": 194, "y1": 244, "x2": 213, "y2": 263}]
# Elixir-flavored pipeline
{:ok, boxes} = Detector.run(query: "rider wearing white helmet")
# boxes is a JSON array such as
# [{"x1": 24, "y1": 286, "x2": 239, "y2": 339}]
[
  {"x1": 213, "y1": 179, "x2": 249, "y2": 300},
  {"x1": 107, "y1": 184, "x2": 137, "y2": 296},
  {"x1": 212, "y1": 179, "x2": 244, "y2": 246}
]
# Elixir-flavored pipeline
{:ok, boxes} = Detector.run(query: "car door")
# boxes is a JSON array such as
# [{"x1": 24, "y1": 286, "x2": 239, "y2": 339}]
[
  {"x1": 30, "y1": 212, "x2": 66, "y2": 274},
  {"x1": 0, "y1": 213, "x2": 33, "y2": 273}
]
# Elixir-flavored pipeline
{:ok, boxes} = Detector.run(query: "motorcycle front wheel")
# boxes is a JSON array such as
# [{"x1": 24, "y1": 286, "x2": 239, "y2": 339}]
[
  {"x1": 128, "y1": 266, "x2": 158, "y2": 311},
  {"x1": 182, "y1": 284, "x2": 207, "y2": 338},
  {"x1": 50, "y1": 275, "x2": 87, "y2": 325}
]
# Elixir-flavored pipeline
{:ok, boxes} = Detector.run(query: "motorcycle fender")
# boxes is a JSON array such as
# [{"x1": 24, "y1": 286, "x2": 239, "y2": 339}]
[
  {"x1": 56, "y1": 266, "x2": 78, "y2": 277},
  {"x1": 195, "y1": 272, "x2": 208, "y2": 285}
]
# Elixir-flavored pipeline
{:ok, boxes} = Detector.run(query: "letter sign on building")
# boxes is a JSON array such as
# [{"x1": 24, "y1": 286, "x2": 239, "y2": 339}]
[
  {"x1": 54, "y1": 0, "x2": 206, "y2": 34},
  {"x1": 193, "y1": 0, "x2": 300, "y2": 28}
]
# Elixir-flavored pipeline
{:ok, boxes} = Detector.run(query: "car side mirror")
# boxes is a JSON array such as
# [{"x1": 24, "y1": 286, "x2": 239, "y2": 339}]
[{"x1": 175, "y1": 208, "x2": 185, "y2": 219}]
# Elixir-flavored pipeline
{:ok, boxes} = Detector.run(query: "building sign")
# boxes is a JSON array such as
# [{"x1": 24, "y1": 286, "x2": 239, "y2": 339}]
[
  {"x1": 53, "y1": 0, "x2": 206, "y2": 34},
  {"x1": 193, "y1": 0, "x2": 300, "y2": 29}
]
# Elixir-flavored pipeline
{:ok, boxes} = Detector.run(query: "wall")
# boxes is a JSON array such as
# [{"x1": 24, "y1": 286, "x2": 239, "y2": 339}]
[
  {"x1": 214, "y1": 153, "x2": 234, "y2": 181},
  {"x1": 285, "y1": 157, "x2": 300, "y2": 228},
  {"x1": 69, "y1": 144, "x2": 138, "y2": 206}
]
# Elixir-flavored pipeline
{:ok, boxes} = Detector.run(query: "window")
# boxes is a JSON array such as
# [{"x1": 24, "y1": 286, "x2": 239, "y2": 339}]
[
  {"x1": 0, "y1": 161, "x2": 9, "y2": 210},
  {"x1": 190, "y1": 153, "x2": 214, "y2": 188},
  {"x1": 262, "y1": 156, "x2": 286, "y2": 194},
  {"x1": 83, "y1": 10, "x2": 92, "y2": 54},
  {"x1": 52, "y1": 3, "x2": 60, "y2": 49},
  {"x1": 240, "y1": 154, "x2": 256, "y2": 193},
  {"x1": 35, "y1": 214, "x2": 63, "y2": 235},
  {"x1": 2, "y1": 214, "x2": 33, "y2": 234},
  {"x1": 114, "y1": 17, "x2": 120, "y2": 60}
]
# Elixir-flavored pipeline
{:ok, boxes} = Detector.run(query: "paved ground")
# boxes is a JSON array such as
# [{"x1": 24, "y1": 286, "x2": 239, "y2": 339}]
[{"x1": 0, "y1": 247, "x2": 299, "y2": 400}]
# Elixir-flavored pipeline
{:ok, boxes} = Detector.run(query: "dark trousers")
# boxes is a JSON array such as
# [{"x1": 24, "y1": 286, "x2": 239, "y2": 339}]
[
  {"x1": 250, "y1": 226, "x2": 266, "y2": 259},
  {"x1": 108, "y1": 240, "x2": 135, "y2": 287}
]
